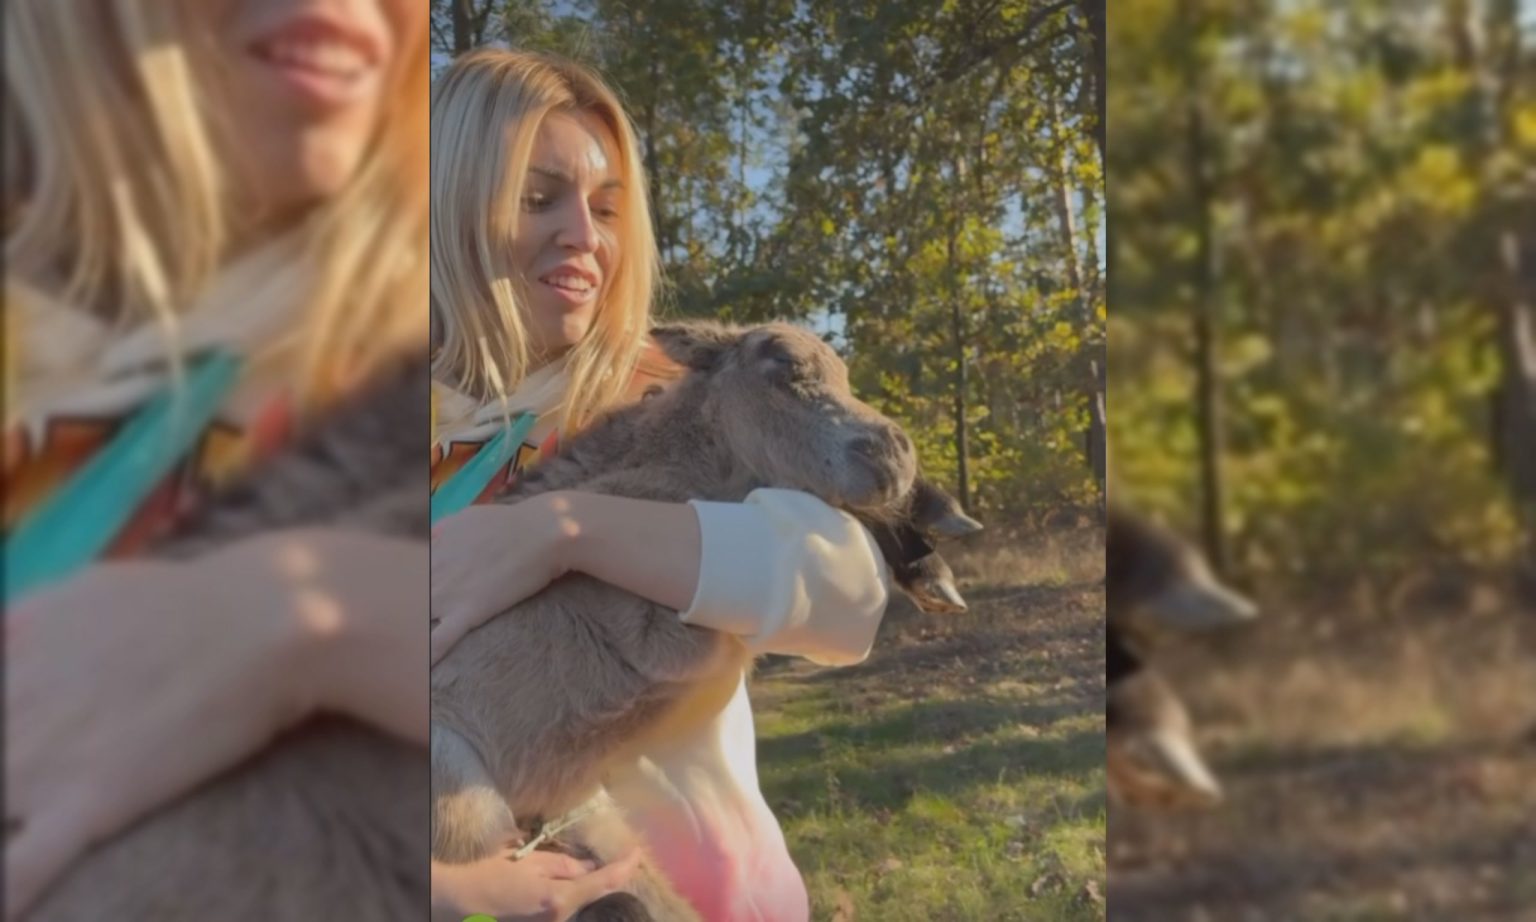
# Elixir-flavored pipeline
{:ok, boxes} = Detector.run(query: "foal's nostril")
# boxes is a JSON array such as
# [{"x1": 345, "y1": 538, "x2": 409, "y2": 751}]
[
  {"x1": 848, "y1": 436, "x2": 881, "y2": 458},
  {"x1": 852, "y1": 456, "x2": 894, "y2": 493},
  {"x1": 846, "y1": 438, "x2": 897, "y2": 498}
]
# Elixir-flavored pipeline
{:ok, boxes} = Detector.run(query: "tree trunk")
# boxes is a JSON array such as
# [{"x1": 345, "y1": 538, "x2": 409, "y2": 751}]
[
  {"x1": 1076, "y1": 0, "x2": 1107, "y2": 167},
  {"x1": 644, "y1": 53, "x2": 666, "y2": 258},
  {"x1": 948, "y1": 226, "x2": 971, "y2": 515},
  {"x1": 1049, "y1": 94, "x2": 1108, "y2": 510},
  {"x1": 1489, "y1": 1, "x2": 1536, "y2": 587},
  {"x1": 1183, "y1": 0, "x2": 1229, "y2": 573},
  {"x1": 1494, "y1": 232, "x2": 1536, "y2": 582},
  {"x1": 452, "y1": 0, "x2": 471, "y2": 55},
  {"x1": 1456, "y1": 0, "x2": 1536, "y2": 588}
]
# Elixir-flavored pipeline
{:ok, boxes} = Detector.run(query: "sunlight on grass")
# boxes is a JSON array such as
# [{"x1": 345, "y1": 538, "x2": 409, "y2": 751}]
[{"x1": 756, "y1": 681, "x2": 1107, "y2": 920}]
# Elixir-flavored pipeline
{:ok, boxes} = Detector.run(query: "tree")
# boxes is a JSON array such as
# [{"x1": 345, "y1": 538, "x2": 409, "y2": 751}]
[
  {"x1": 1110, "y1": 0, "x2": 1531, "y2": 591},
  {"x1": 434, "y1": 1, "x2": 1107, "y2": 521}
]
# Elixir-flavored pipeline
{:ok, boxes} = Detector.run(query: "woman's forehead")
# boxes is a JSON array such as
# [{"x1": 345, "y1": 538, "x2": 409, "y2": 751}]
[{"x1": 528, "y1": 110, "x2": 622, "y2": 186}]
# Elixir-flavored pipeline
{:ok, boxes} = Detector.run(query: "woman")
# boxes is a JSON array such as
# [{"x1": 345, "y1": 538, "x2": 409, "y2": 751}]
[
  {"x1": 4, "y1": 4, "x2": 637, "y2": 919},
  {"x1": 428, "y1": 49, "x2": 892, "y2": 922}
]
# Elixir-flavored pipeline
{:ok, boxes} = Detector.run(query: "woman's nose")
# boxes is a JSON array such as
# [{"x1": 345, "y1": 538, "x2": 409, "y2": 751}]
[{"x1": 555, "y1": 200, "x2": 600, "y2": 253}]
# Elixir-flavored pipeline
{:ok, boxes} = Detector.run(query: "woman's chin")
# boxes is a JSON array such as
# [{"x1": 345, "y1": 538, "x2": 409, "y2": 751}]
[{"x1": 541, "y1": 318, "x2": 596, "y2": 353}]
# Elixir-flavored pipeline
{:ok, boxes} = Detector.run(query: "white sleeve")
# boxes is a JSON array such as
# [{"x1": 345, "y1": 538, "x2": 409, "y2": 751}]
[{"x1": 679, "y1": 488, "x2": 892, "y2": 666}]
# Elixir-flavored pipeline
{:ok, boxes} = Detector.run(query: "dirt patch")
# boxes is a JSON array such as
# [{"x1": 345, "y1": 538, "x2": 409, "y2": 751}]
[{"x1": 757, "y1": 573, "x2": 1105, "y2": 713}]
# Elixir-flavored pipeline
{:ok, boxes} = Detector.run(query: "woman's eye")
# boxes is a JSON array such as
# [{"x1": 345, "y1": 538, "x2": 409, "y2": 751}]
[
  {"x1": 593, "y1": 203, "x2": 620, "y2": 221},
  {"x1": 521, "y1": 192, "x2": 551, "y2": 211}
]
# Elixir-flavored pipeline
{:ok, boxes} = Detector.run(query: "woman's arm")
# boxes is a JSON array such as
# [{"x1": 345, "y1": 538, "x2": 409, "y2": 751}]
[
  {"x1": 430, "y1": 491, "x2": 701, "y2": 663},
  {"x1": 678, "y1": 488, "x2": 892, "y2": 665},
  {"x1": 3, "y1": 528, "x2": 427, "y2": 919},
  {"x1": 430, "y1": 489, "x2": 889, "y2": 668},
  {"x1": 241, "y1": 528, "x2": 430, "y2": 745}
]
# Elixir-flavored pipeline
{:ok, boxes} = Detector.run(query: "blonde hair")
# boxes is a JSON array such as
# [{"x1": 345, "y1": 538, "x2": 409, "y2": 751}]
[
  {"x1": 3, "y1": 0, "x2": 429, "y2": 409},
  {"x1": 430, "y1": 49, "x2": 657, "y2": 432}
]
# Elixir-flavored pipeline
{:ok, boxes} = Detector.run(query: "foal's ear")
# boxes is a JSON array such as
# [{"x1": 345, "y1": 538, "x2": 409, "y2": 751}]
[{"x1": 649, "y1": 322, "x2": 740, "y2": 372}]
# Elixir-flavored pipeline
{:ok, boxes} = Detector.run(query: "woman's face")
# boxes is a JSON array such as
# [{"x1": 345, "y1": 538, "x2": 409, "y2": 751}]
[
  {"x1": 509, "y1": 109, "x2": 623, "y2": 362},
  {"x1": 213, "y1": 0, "x2": 422, "y2": 219}
]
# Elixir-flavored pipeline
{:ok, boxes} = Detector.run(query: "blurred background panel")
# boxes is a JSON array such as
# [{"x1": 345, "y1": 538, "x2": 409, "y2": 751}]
[
  {"x1": 434, "y1": 2, "x2": 1111, "y2": 919},
  {"x1": 4, "y1": 1, "x2": 431, "y2": 918},
  {"x1": 1108, "y1": 1, "x2": 1535, "y2": 919}
]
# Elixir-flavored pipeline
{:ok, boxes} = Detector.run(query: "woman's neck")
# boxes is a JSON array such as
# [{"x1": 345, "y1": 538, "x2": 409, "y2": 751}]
[
  {"x1": 526, "y1": 343, "x2": 574, "y2": 376},
  {"x1": 227, "y1": 204, "x2": 309, "y2": 257}
]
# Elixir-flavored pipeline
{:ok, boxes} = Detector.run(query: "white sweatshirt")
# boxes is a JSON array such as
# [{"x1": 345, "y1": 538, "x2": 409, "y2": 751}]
[
  {"x1": 609, "y1": 491, "x2": 891, "y2": 922},
  {"x1": 431, "y1": 360, "x2": 892, "y2": 922}
]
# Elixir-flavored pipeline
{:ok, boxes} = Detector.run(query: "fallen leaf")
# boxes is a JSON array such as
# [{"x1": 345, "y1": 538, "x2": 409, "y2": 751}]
[
  {"x1": 1079, "y1": 880, "x2": 1104, "y2": 907},
  {"x1": 831, "y1": 888, "x2": 857, "y2": 922},
  {"x1": 1029, "y1": 871, "x2": 1065, "y2": 897}
]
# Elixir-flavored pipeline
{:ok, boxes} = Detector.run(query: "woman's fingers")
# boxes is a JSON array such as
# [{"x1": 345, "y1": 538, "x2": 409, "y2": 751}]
[
  {"x1": 430, "y1": 497, "x2": 572, "y2": 666},
  {"x1": 535, "y1": 852, "x2": 599, "y2": 881},
  {"x1": 550, "y1": 849, "x2": 643, "y2": 917},
  {"x1": 593, "y1": 848, "x2": 643, "y2": 887},
  {"x1": 430, "y1": 614, "x2": 468, "y2": 665},
  {"x1": 3, "y1": 808, "x2": 84, "y2": 921},
  {"x1": 0, "y1": 557, "x2": 311, "y2": 921}
]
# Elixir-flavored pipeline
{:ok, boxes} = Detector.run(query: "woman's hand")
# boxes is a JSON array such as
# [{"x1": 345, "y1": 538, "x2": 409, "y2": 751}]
[
  {"x1": 3, "y1": 528, "x2": 429, "y2": 920},
  {"x1": 3, "y1": 554, "x2": 308, "y2": 920},
  {"x1": 431, "y1": 846, "x2": 643, "y2": 922},
  {"x1": 429, "y1": 491, "x2": 703, "y2": 666},
  {"x1": 430, "y1": 492, "x2": 577, "y2": 665}
]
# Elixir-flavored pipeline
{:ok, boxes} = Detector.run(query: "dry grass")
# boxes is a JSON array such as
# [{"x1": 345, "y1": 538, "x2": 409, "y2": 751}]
[
  {"x1": 1202, "y1": 617, "x2": 1534, "y2": 753},
  {"x1": 947, "y1": 525, "x2": 1106, "y2": 591},
  {"x1": 1109, "y1": 586, "x2": 1536, "y2": 922}
]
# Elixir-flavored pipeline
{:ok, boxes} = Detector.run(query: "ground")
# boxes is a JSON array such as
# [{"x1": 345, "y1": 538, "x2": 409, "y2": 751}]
[
  {"x1": 751, "y1": 526, "x2": 1109, "y2": 921},
  {"x1": 1108, "y1": 582, "x2": 1536, "y2": 922}
]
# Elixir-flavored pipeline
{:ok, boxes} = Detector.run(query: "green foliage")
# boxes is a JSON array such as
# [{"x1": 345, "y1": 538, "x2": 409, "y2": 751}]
[{"x1": 1109, "y1": 0, "x2": 1531, "y2": 583}]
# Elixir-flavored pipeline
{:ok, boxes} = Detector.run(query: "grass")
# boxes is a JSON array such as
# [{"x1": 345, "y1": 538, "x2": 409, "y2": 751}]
[{"x1": 751, "y1": 527, "x2": 1109, "y2": 921}]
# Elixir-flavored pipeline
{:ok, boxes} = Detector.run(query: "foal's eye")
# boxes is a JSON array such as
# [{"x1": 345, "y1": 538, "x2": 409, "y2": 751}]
[{"x1": 756, "y1": 350, "x2": 794, "y2": 379}]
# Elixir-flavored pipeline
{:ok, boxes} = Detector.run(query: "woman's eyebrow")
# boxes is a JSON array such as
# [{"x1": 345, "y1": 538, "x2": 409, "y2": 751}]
[
  {"x1": 531, "y1": 165, "x2": 620, "y2": 189},
  {"x1": 529, "y1": 165, "x2": 624, "y2": 191},
  {"x1": 528, "y1": 165, "x2": 572, "y2": 183}
]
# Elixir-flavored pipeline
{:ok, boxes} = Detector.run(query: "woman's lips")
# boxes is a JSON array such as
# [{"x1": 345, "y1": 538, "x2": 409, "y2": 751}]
[{"x1": 247, "y1": 17, "x2": 384, "y2": 111}]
